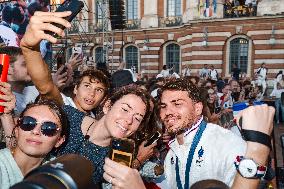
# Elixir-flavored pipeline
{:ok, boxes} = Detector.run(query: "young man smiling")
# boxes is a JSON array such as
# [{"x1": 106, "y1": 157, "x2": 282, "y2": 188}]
[{"x1": 157, "y1": 79, "x2": 274, "y2": 189}]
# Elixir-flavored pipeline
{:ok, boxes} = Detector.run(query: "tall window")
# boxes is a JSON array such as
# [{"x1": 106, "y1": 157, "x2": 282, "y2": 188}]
[
  {"x1": 125, "y1": 46, "x2": 139, "y2": 72},
  {"x1": 96, "y1": 1, "x2": 103, "y2": 25},
  {"x1": 167, "y1": 0, "x2": 181, "y2": 16},
  {"x1": 166, "y1": 43, "x2": 180, "y2": 73},
  {"x1": 127, "y1": 0, "x2": 138, "y2": 20},
  {"x1": 95, "y1": 47, "x2": 104, "y2": 63},
  {"x1": 229, "y1": 38, "x2": 248, "y2": 73}
]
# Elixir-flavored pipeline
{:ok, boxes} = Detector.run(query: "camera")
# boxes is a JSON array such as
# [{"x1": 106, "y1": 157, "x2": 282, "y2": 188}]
[{"x1": 10, "y1": 154, "x2": 97, "y2": 189}]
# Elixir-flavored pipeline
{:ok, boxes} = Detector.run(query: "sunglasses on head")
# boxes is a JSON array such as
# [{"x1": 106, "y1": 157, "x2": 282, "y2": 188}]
[{"x1": 18, "y1": 116, "x2": 61, "y2": 137}]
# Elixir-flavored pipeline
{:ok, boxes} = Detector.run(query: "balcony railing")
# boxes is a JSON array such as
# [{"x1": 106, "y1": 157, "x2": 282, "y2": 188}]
[
  {"x1": 159, "y1": 16, "x2": 183, "y2": 28},
  {"x1": 224, "y1": 4, "x2": 257, "y2": 18},
  {"x1": 125, "y1": 19, "x2": 141, "y2": 30},
  {"x1": 67, "y1": 19, "x2": 104, "y2": 34}
]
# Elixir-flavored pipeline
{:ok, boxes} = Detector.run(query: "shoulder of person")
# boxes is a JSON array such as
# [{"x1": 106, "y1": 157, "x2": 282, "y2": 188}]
[
  {"x1": 205, "y1": 123, "x2": 245, "y2": 144},
  {"x1": 204, "y1": 123, "x2": 247, "y2": 156}
]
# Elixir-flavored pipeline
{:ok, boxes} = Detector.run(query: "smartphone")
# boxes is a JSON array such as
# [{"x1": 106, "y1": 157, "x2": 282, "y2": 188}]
[
  {"x1": 109, "y1": 138, "x2": 135, "y2": 167},
  {"x1": 46, "y1": 0, "x2": 84, "y2": 37},
  {"x1": 215, "y1": 107, "x2": 221, "y2": 114},
  {"x1": 72, "y1": 47, "x2": 82, "y2": 54},
  {"x1": 144, "y1": 131, "x2": 161, "y2": 147},
  {"x1": 56, "y1": 56, "x2": 65, "y2": 71}
]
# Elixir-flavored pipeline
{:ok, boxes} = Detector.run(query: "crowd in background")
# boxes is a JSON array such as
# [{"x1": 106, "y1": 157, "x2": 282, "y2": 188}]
[{"x1": 0, "y1": 8, "x2": 282, "y2": 189}]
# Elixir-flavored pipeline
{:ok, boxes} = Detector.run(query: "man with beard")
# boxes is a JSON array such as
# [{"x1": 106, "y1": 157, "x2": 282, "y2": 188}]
[
  {"x1": 157, "y1": 79, "x2": 274, "y2": 188},
  {"x1": 102, "y1": 78, "x2": 274, "y2": 189}
]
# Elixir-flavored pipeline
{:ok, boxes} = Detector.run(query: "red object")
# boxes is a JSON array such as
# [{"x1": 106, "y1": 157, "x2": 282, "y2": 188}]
[
  {"x1": 0, "y1": 54, "x2": 10, "y2": 113},
  {"x1": 144, "y1": 182, "x2": 161, "y2": 189}
]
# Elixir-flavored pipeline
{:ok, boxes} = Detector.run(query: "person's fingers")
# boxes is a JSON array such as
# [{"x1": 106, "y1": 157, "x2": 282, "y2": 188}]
[
  {"x1": 103, "y1": 172, "x2": 114, "y2": 184},
  {"x1": 103, "y1": 172, "x2": 123, "y2": 188},
  {"x1": 38, "y1": 32, "x2": 58, "y2": 44},
  {"x1": 56, "y1": 65, "x2": 65, "y2": 74},
  {"x1": 0, "y1": 94, "x2": 14, "y2": 101},
  {"x1": 148, "y1": 141, "x2": 157, "y2": 148},
  {"x1": 234, "y1": 110, "x2": 243, "y2": 128},
  {"x1": 0, "y1": 82, "x2": 11, "y2": 90},
  {"x1": 104, "y1": 158, "x2": 132, "y2": 179},
  {"x1": 58, "y1": 72, "x2": 68, "y2": 79},
  {"x1": 57, "y1": 79, "x2": 67, "y2": 87},
  {"x1": 31, "y1": 14, "x2": 71, "y2": 29},
  {"x1": 34, "y1": 11, "x2": 72, "y2": 18},
  {"x1": 141, "y1": 140, "x2": 147, "y2": 145},
  {"x1": 38, "y1": 23, "x2": 65, "y2": 37},
  {"x1": 103, "y1": 159, "x2": 121, "y2": 178},
  {"x1": 74, "y1": 53, "x2": 81, "y2": 59},
  {"x1": 0, "y1": 86, "x2": 11, "y2": 95},
  {"x1": 70, "y1": 53, "x2": 75, "y2": 59}
]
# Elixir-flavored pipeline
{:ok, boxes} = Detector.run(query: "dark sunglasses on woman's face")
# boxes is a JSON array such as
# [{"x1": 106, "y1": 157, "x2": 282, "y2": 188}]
[{"x1": 18, "y1": 116, "x2": 61, "y2": 137}]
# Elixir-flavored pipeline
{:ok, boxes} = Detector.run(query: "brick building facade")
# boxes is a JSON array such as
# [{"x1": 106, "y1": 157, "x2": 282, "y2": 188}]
[{"x1": 53, "y1": 0, "x2": 284, "y2": 79}]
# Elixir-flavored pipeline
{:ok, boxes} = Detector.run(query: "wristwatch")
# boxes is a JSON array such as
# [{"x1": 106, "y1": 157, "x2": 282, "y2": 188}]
[{"x1": 234, "y1": 156, "x2": 267, "y2": 179}]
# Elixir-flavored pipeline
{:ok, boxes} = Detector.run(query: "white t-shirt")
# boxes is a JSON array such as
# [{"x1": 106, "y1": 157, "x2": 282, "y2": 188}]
[
  {"x1": 160, "y1": 69, "x2": 170, "y2": 78},
  {"x1": 171, "y1": 72, "x2": 180, "y2": 79},
  {"x1": 209, "y1": 69, "x2": 218, "y2": 81},
  {"x1": 276, "y1": 74, "x2": 283, "y2": 83},
  {"x1": 164, "y1": 120, "x2": 246, "y2": 188},
  {"x1": 245, "y1": 0, "x2": 252, "y2": 4},
  {"x1": 199, "y1": 68, "x2": 209, "y2": 78},
  {"x1": 270, "y1": 89, "x2": 284, "y2": 98},
  {"x1": 182, "y1": 68, "x2": 191, "y2": 77},
  {"x1": 256, "y1": 67, "x2": 267, "y2": 80},
  {"x1": 22, "y1": 85, "x2": 39, "y2": 105},
  {"x1": 0, "y1": 24, "x2": 18, "y2": 47}
]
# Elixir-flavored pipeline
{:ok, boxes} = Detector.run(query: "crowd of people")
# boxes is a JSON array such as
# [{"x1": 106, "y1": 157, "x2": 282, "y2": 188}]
[{"x1": 0, "y1": 9, "x2": 282, "y2": 189}]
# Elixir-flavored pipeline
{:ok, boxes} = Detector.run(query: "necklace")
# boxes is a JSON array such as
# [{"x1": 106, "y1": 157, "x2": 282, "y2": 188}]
[{"x1": 84, "y1": 121, "x2": 94, "y2": 140}]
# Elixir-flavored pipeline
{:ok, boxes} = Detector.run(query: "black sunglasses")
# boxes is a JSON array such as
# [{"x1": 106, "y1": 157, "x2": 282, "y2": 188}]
[{"x1": 18, "y1": 116, "x2": 61, "y2": 137}]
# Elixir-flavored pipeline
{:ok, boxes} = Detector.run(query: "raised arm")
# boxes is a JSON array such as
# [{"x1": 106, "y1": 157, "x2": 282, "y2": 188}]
[
  {"x1": 0, "y1": 82, "x2": 17, "y2": 148},
  {"x1": 232, "y1": 105, "x2": 275, "y2": 189},
  {"x1": 20, "y1": 11, "x2": 72, "y2": 105}
]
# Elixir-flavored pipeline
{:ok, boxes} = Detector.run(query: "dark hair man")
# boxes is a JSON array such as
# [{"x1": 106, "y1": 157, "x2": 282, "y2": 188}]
[{"x1": 157, "y1": 79, "x2": 274, "y2": 188}]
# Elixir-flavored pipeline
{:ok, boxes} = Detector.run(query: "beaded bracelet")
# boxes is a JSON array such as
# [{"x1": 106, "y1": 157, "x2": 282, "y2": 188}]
[{"x1": 4, "y1": 134, "x2": 15, "y2": 139}]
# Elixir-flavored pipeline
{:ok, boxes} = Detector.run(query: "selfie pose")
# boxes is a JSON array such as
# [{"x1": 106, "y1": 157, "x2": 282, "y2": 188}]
[
  {"x1": 16, "y1": 11, "x2": 155, "y2": 185},
  {"x1": 104, "y1": 79, "x2": 275, "y2": 189}
]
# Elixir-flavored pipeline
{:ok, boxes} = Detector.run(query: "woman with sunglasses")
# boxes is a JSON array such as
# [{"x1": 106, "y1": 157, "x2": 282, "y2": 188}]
[
  {"x1": 18, "y1": 11, "x2": 152, "y2": 185},
  {"x1": 0, "y1": 99, "x2": 68, "y2": 189}
]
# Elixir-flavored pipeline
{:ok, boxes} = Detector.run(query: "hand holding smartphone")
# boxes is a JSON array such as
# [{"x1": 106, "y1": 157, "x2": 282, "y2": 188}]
[
  {"x1": 45, "y1": 0, "x2": 84, "y2": 37},
  {"x1": 109, "y1": 138, "x2": 135, "y2": 167}
]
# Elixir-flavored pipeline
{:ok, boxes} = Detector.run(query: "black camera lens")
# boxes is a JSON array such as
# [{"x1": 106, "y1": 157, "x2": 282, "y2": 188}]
[{"x1": 10, "y1": 154, "x2": 96, "y2": 189}]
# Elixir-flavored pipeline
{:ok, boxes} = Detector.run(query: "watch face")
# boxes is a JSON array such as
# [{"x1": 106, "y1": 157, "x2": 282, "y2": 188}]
[{"x1": 239, "y1": 159, "x2": 257, "y2": 178}]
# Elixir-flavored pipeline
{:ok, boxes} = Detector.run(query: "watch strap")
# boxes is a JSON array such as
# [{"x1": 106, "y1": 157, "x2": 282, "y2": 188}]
[{"x1": 241, "y1": 129, "x2": 272, "y2": 150}]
